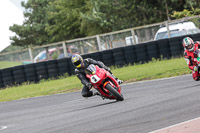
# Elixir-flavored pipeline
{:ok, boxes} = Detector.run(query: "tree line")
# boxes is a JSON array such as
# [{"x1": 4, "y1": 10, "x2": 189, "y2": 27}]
[{"x1": 9, "y1": 0, "x2": 200, "y2": 47}]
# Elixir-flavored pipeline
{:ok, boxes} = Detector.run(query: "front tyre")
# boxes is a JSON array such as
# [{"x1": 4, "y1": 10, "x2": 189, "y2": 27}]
[{"x1": 105, "y1": 84, "x2": 124, "y2": 101}]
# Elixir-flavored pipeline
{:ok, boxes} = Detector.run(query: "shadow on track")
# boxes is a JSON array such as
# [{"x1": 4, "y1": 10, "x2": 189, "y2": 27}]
[
  {"x1": 180, "y1": 83, "x2": 200, "y2": 90},
  {"x1": 71, "y1": 101, "x2": 118, "y2": 112}
]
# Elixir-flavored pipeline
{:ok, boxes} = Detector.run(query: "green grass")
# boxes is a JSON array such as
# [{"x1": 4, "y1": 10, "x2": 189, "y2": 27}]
[
  {"x1": 0, "y1": 58, "x2": 191, "y2": 102},
  {"x1": 0, "y1": 61, "x2": 22, "y2": 69}
]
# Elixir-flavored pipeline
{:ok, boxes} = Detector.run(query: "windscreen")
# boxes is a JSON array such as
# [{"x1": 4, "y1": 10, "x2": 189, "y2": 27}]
[{"x1": 85, "y1": 64, "x2": 96, "y2": 74}]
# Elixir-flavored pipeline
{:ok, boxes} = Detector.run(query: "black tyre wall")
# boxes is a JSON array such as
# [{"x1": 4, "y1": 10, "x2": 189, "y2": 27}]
[
  {"x1": 1, "y1": 68, "x2": 14, "y2": 87},
  {"x1": 82, "y1": 53, "x2": 91, "y2": 59},
  {"x1": 124, "y1": 45, "x2": 137, "y2": 64},
  {"x1": 57, "y1": 58, "x2": 71, "y2": 76},
  {"x1": 24, "y1": 63, "x2": 38, "y2": 83},
  {"x1": 192, "y1": 33, "x2": 200, "y2": 42},
  {"x1": 69, "y1": 62, "x2": 75, "y2": 75},
  {"x1": 0, "y1": 70, "x2": 4, "y2": 89},
  {"x1": 90, "y1": 52, "x2": 103, "y2": 62},
  {"x1": 157, "y1": 39, "x2": 171, "y2": 59},
  {"x1": 135, "y1": 43, "x2": 148, "y2": 63},
  {"x1": 112, "y1": 47, "x2": 125, "y2": 67},
  {"x1": 35, "y1": 62, "x2": 49, "y2": 80},
  {"x1": 12, "y1": 65, "x2": 26, "y2": 84},
  {"x1": 146, "y1": 41, "x2": 159, "y2": 60},
  {"x1": 168, "y1": 37, "x2": 183, "y2": 57},
  {"x1": 46, "y1": 60, "x2": 59, "y2": 79},
  {"x1": 101, "y1": 50, "x2": 114, "y2": 66}
]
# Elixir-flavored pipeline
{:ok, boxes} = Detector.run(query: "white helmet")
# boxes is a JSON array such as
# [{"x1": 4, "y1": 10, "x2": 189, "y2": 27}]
[{"x1": 182, "y1": 37, "x2": 194, "y2": 51}]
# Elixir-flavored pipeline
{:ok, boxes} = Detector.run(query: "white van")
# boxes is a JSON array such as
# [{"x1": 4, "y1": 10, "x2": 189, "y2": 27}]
[
  {"x1": 125, "y1": 36, "x2": 138, "y2": 45},
  {"x1": 154, "y1": 21, "x2": 200, "y2": 40}
]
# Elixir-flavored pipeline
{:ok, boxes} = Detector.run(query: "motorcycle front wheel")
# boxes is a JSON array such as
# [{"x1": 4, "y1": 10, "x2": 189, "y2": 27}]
[{"x1": 105, "y1": 84, "x2": 124, "y2": 101}]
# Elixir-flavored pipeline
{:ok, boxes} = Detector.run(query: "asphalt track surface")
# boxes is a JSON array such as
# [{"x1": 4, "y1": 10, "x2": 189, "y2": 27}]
[{"x1": 0, "y1": 74, "x2": 200, "y2": 133}]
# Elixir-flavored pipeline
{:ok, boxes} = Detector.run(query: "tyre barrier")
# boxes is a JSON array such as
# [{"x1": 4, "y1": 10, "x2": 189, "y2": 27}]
[
  {"x1": 101, "y1": 50, "x2": 114, "y2": 66},
  {"x1": 135, "y1": 43, "x2": 148, "y2": 63},
  {"x1": 157, "y1": 38, "x2": 171, "y2": 59},
  {"x1": 0, "y1": 70, "x2": 4, "y2": 89},
  {"x1": 192, "y1": 34, "x2": 200, "y2": 41},
  {"x1": 124, "y1": 45, "x2": 137, "y2": 64},
  {"x1": 168, "y1": 36, "x2": 183, "y2": 57},
  {"x1": 46, "y1": 60, "x2": 59, "y2": 79},
  {"x1": 89, "y1": 52, "x2": 103, "y2": 62},
  {"x1": 57, "y1": 58, "x2": 70, "y2": 76},
  {"x1": 146, "y1": 41, "x2": 159, "y2": 61},
  {"x1": 35, "y1": 62, "x2": 49, "y2": 80},
  {"x1": 112, "y1": 47, "x2": 125, "y2": 67},
  {"x1": 1, "y1": 68, "x2": 14, "y2": 87},
  {"x1": 12, "y1": 65, "x2": 26, "y2": 85},
  {"x1": 24, "y1": 63, "x2": 38, "y2": 83},
  {"x1": 1, "y1": 33, "x2": 200, "y2": 88}
]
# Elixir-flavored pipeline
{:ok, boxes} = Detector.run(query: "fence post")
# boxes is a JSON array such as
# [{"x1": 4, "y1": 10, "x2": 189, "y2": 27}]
[
  {"x1": 62, "y1": 42, "x2": 68, "y2": 57},
  {"x1": 96, "y1": 35, "x2": 101, "y2": 51},
  {"x1": 28, "y1": 47, "x2": 34, "y2": 63},
  {"x1": 19, "y1": 54, "x2": 22, "y2": 62},
  {"x1": 131, "y1": 29, "x2": 137, "y2": 44},
  {"x1": 45, "y1": 47, "x2": 49, "y2": 60},
  {"x1": 165, "y1": 21, "x2": 171, "y2": 38}
]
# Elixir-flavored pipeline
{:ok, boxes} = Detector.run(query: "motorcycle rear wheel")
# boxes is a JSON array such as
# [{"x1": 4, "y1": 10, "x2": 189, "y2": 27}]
[{"x1": 105, "y1": 84, "x2": 124, "y2": 101}]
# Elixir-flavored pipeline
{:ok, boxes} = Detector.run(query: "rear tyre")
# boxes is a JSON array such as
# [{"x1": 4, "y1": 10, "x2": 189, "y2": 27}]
[{"x1": 105, "y1": 84, "x2": 124, "y2": 101}]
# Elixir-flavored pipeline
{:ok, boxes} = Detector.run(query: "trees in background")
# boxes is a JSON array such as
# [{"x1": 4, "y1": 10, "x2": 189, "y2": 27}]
[
  {"x1": 9, "y1": 0, "x2": 200, "y2": 47},
  {"x1": 9, "y1": 0, "x2": 54, "y2": 47}
]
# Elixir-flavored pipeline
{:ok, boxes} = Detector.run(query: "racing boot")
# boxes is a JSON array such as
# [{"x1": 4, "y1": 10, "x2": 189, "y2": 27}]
[
  {"x1": 93, "y1": 91, "x2": 100, "y2": 96},
  {"x1": 116, "y1": 79, "x2": 123, "y2": 85},
  {"x1": 193, "y1": 66, "x2": 199, "y2": 81}
]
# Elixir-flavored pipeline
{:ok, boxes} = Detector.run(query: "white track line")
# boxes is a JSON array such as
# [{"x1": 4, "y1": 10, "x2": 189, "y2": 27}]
[
  {"x1": 0, "y1": 126, "x2": 8, "y2": 131},
  {"x1": 149, "y1": 117, "x2": 200, "y2": 133}
]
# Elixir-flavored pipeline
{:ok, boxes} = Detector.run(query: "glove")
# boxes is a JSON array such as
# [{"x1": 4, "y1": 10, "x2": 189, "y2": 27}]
[
  {"x1": 104, "y1": 67, "x2": 111, "y2": 72},
  {"x1": 194, "y1": 66, "x2": 198, "y2": 72},
  {"x1": 86, "y1": 82, "x2": 92, "y2": 88}
]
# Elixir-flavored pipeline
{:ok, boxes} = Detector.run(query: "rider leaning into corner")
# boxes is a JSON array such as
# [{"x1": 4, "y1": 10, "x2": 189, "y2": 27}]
[
  {"x1": 183, "y1": 37, "x2": 200, "y2": 81},
  {"x1": 71, "y1": 54, "x2": 123, "y2": 98}
]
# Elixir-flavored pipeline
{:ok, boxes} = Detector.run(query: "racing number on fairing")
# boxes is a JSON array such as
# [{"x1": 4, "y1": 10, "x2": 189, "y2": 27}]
[{"x1": 91, "y1": 75, "x2": 100, "y2": 83}]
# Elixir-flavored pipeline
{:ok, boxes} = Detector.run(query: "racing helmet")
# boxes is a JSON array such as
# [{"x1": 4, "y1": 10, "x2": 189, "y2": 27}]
[
  {"x1": 182, "y1": 37, "x2": 194, "y2": 51},
  {"x1": 71, "y1": 54, "x2": 84, "y2": 68}
]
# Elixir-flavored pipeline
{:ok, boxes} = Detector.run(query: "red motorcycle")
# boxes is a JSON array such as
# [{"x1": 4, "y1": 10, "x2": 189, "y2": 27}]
[
  {"x1": 85, "y1": 64, "x2": 124, "y2": 101},
  {"x1": 194, "y1": 49, "x2": 200, "y2": 65}
]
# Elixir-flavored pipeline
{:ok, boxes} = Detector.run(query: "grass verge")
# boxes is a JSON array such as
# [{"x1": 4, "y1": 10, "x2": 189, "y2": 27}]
[
  {"x1": 0, "y1": 61, "x2": 22, "y2": 69},
  {"x1": 0, "y1": 58, "x2": 191, "y2": 102}
]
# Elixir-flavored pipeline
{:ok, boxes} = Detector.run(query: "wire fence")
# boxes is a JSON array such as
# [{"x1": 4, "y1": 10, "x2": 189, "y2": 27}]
[{"x1": 0, "y1": 15, "x2": 200, "y2": 64}]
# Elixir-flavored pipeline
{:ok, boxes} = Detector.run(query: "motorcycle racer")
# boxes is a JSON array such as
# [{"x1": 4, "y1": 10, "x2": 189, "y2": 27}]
[
  {"x1": 71, "y1": 54, "x2": 123, "y2": 97},
  {"x1": 183, "y1": 37, "x2": 200, "y2": 81}
]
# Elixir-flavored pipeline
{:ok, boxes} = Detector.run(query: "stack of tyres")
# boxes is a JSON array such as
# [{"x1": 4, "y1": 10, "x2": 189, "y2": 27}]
[
  {"x1": 57, "y1": 58, "x2": 70, "y2": 76},
  {"x1": 82, "y1": 53, "x2": 91, "y2": 59},
  {"x1": 0, "y1": 70, "x2": 4, "y2": 89},
  {"x1": 168, "y1": 36, "x2": 183, "y2": 57},
  {"x1": 12, "y1": 65, "x2": 26, "y2": 85},
  {"x1": 46, "y1": 60, "x2": 59, "y2": 79},
  {"x1": 146, "y1": 41, "x2": 159, "y2": 61},
  {"x1": 101, "y1": 50, "x2": 114, "y2": 66},
  {"x1": 24, "y1": 63, "x2": 38, "y2": 83},
  {"x1": 90, "y1": 52, "x2": 103, "y2": 62},
  {"x1": 192, "y1": 33, "x2": 200, "y2": 42},
  {"x1": 124, "y1": 45, "x2": 137, "y2": 64},
  {"x1": 157, "y1": 39, "x2": 171, "y2": 59},
  {"x1": 180, "y1": 34, "x2": 193, "y2": 41},
  {"x1": 112, "y1": 47, "x2": 125, "y2": 67},
  {"x1": 35, "y1": 62, "x2": 49, "y2": 80},
  {"x1": 69, "y1": 61, "x2": 75, "y2": 75},
  {"x1": 1, "y1": 68, "x2": 14, "y2": 87},
  {"x1": 135, "y1": 43, "x2": 148, "y2": 63}
]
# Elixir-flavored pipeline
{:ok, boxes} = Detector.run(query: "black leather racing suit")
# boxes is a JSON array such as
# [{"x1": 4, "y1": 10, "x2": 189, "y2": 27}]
[{"x1": 75, "y1": 58, "x2": 111, "y2": 97}]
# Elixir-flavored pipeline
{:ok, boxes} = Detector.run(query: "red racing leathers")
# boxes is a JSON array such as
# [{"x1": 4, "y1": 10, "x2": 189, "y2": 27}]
[{"x1": 184, "y1": 41, "x2": 200, "y2": 81}]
